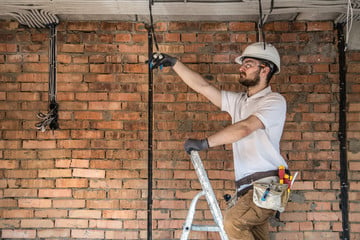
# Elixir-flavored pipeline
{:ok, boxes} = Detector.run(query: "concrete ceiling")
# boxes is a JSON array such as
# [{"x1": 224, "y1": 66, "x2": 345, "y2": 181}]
[
  {"x1": 0, "y1": 0, "x2": 359, "y2": 22},
  {"x1": 0, "y1": 0, "x2": 359, "y2": 49}
]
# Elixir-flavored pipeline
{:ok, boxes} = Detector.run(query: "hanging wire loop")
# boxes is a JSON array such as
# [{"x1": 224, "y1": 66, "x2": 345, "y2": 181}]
[{"x1": 14, "y1": 9, "x2": 62, "y2": 132}]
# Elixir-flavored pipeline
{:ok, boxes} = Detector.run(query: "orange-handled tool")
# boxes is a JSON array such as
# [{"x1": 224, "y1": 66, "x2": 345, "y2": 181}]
[
  {"x1": 284, "y1": 174, "x2": 290, "y2": 185},
  {"x1": 287, "y1": 175, "x2": 293, "y2": 192},
  {"x1": 278, "y1": 165, "x2": 285, "y2": 184}
]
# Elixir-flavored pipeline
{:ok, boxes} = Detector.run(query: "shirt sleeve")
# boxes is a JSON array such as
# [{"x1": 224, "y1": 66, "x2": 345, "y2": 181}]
[
  {"x1": 221, "y1": 90, "x2": 230, "y2": 113},
  {"x1": 253, "y1": 93, "x2": 287, "y2": 129},
  {"x1": 221, "y1": 90, "x2": 242, "y2": 116}
]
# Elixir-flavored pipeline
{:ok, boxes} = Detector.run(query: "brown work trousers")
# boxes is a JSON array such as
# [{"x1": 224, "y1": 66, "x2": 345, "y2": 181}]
[{"x1": 224, "y1": 189, "x2": 275, "y2": 240}]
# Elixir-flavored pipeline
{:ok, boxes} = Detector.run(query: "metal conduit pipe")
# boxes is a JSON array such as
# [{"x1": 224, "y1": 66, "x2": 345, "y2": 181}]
[
  {"x1": 337, "y1": 23, "x2": 350, "y2": 240},
  {"x1": 146, "y1": 23, "x2": 154, "y2": 240}
]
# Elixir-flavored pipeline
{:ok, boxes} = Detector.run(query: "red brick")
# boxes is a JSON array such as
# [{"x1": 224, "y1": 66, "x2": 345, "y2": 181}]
[
  {"x1": 56, "y1": 178, "x2": 88, "y2": 188},
  {"x1": 67, "y1": 21, "x2": 99, "y2": 31},
  {"x1": 89, "y1": 179, "x2": 122, "y2": 189},
  {"x1": 21, "y1": 160, "x2": 54, "y2": 169},
  {"x1": 22, "y1": 140, "x2": 56, "y2": 149},
  {"x1": 0, "y1": 199, "x2": 17, "y2": 207},
  {"x1": 7, "y1": 55, "x2": 22, "y2": 63},
  {"x1": 60, "y1": 43, "x2": 84, "y2": 53},
  {"x1": 118, "y1": 43, "x2": 147, "y2": 53},
  {"x1": 102, "y1": 210, "x2": 136, "y2": 219},
  {"x1": 71, "y1": 130, "x2": 104, "y2": 139},
  {"x1": 21, "y1": 219, "x2": 54, "y2": 228},
  {"x1": 22, "y1": 63, "x2": 48, "y2": 72},
  {"x1": 108, "y1": 189, "x2": 140, "y2": 199},
  {"x1": 34, "y1": 209, "x2": 67, "y2": 218},
  {"x1": 229, "y1": 22, "x2": 255, "y2": 31},
  {"x1": 98, "y1": 22, "x2": 116, "y2": 31},
  {"x1": 89, "y1": 219, "x2": 122, "y2": 229},
  {"x1": 85, "y1": 44, "x2": 117, "y2": 53},
  {"x1": 2, "y1": 229, "x2": 36, "y2": 238},
  {"x1": 0, "y1": 121, "x2": 20, "y2": 130},
  {"x1": 37, "y1": 229, "x2": 70, "y2": 238},
  {"x1": 73, "y1": 55, "x2": 89, "y2": 63},
  {"x1": 0, "y1": 43, "x2": 17, "y2": 52},
  {"x1": 73, "y1": 168, "x2": 105, "y2": 178},
  {"x1": 38, "y1": 149, "x2": 71, "y2": 159},
  {"x1": 73, "y1": 190, "x2": 106, "y2": 199},
  {"x1": 58, "y1": 139, "x2": 90, "y2": 148},
  {"x1": 38, "y1": 189, "x2": 72, "y2": 198},
  {"x1": 1, "y1": 209, "x2": 34, "y2": 218},
  {"x1": 0, "y1": 219, "x2": 20, "y2": 228},
  {"x1": 58, "y1": 64, "x2": 89, "y2": 73},
  {"x1": 53, "y1": 199, "x2": 85, "y2": 208},
  {"x1": 69, "y1": 210, "x2": 102, "y2": 219},
  {"x1": 71, "y1": 229, "x2": 104, "y2": 239},
  {"x1": 72, "y1": 150, "x2": 105, "y2": 159},
  {"x1": 0, "y1": 160, "x2": 19, "y2": 169},
  {"x1": 3, "y1": 130, "x2": 36, "y2": 139},
  {"x1": 106, "y1": 230, "x2": 139, "y2": 239},
  {"x1": 18, "y1": 199, "x2": 52, "y2": 208},
  {"x1": 55, "y1": 219, "x2": 88, "y2": 228},
  {"x1": 307, "y1": 21, "x2": 333, "y2": 31},
  {"x1": 38, "y1": 169, "x2": 72, "y2": 178},
  {"x1": 5, "y1": 170, "x2": 37, "y2": 178},
  {"x1": 87, "y1": 200, "x2": 119, "y2": 209},
  {"x1": 20, "y1": 179, "x2": 54, "y2": 188}
]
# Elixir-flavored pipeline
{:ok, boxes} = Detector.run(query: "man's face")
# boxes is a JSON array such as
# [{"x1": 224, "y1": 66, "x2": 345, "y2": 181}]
[{"x1": 238, "y1": 58, "x2": 262, "y2": 87}]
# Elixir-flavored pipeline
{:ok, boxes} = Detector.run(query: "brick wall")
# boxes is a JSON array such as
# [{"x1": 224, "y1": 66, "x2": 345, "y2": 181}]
[{"x1": 0, "y1": 19, "x2": 359, "y2": 239}]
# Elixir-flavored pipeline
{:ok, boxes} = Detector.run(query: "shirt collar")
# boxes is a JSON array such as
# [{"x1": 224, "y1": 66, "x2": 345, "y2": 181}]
[{"x1": 247, "y1": 86, "x2": 272, "y2": 100}]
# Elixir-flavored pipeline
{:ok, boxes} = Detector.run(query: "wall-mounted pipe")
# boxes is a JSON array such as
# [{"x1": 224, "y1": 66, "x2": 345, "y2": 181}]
[
  {"x1": 337, "y1": 22, "x2": 350, "y2": 240},
  {"x1": 146, "y1": 23, "x2": 154, "y2": 240}
]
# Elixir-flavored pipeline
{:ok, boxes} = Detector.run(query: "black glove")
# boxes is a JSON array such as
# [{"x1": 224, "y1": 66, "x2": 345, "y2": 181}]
[
  {"x1": 148, "y1": 52, "x2": 177, "y2": 70},
  {"x1": 184, "y1": 139, "x2": 209, "y2": 154}
]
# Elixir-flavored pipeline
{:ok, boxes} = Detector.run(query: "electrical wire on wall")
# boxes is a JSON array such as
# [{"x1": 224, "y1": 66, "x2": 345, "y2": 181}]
[
  {"x1": 149, "y1": 0, "x2": 160, "y2": 52},
  {"x1": 345, "y1": 0, "x2": 354, "y2": 51},
  {"x1": 337, "y1": 22, "x2": 350, "y2": 240},
  {"x1": 335, "y1": 0, "x2": 356, "y2": 51},
  {"x1": 36, "y1": 22, "x2": 59, "y2": 132},
  {"x1": 7, "y1": 9, "x2": 60, "y2": 132},
  {"x1": 257, "y1": 0, "x2": 274, "y2": 48},
  {"x1": 146, "y1": 1, "x2": 160, "y2": 239},
  {"x1": 334, "y1": 1, "x2": 355, "y2": 239}
]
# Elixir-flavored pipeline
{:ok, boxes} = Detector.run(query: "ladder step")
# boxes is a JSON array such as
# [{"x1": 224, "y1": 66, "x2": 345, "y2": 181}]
[{"x1": 190, "y1": 224, "x2": 221, "y2": 232}]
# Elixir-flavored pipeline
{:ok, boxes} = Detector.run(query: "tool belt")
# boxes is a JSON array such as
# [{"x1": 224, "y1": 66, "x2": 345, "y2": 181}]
[{"x1": 235, "y1": 169, "x2": 290, "y2": 197}]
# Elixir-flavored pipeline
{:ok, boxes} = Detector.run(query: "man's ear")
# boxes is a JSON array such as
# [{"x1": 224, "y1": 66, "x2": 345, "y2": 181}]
[{"x1": 260, "y1": 65, "x2": 270, "y2": 77}]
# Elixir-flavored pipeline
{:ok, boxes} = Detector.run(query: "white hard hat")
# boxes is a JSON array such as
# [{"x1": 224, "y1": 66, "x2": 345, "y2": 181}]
[{"x1": 235, "y1": 42, "x2": 281, "y2": 74}]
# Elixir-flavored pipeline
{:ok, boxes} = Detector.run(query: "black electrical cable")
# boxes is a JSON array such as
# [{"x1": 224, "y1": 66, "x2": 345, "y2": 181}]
[
  {"x1": 337, "y1": 23, "x2": 350, "y2": 240},
  {"x1": 35, "y1": 23, "x2": 59, "y2": 132},
  {"x1": 146, "y1": 24, "x2": 154, "y2": 240},
  {"x1": 147, "y1": 1, "x2": 156, "y2": 239},
  {"x1": 269, "y1": 0, "x2": 274, "y2": 15},
  {"x1": 258, "y1": 0, "x2": 266, "y2": 48},
  {"x1": 149, "y1": 0, "x2": 159, "y2": 51},
  {"x1": 48, "y1": 23, "x2": 59, "y2": 130}
]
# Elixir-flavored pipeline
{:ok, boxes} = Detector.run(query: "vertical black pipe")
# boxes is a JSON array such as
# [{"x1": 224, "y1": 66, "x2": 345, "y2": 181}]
[
  {"x1": 337, "y1": 23, "x2": 350, "y2": 240},
  {"x1": 146, "y1": 24, "x2": 154, "y2": 240}
]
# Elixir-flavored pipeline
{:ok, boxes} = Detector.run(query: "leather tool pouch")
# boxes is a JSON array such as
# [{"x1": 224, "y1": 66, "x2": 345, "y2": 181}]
[{"x1": 253, "y1": 182, "x2": 289, "y2": 212}]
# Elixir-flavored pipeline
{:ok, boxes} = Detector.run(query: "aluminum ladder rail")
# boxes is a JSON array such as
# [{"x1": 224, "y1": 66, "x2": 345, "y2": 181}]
[{"x1": 180, "y1": 151, "x2": 229, "y2": 240}]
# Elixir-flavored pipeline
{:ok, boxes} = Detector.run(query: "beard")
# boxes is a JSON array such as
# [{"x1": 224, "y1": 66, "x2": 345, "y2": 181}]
[{"x1": 239, "y1": 70, "x2": 261, "y2": 87}]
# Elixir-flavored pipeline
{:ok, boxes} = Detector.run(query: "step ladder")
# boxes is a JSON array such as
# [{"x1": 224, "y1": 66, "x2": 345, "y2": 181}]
[{"x1": 180, "y1": 151, "x2": 229, "y2": 240}]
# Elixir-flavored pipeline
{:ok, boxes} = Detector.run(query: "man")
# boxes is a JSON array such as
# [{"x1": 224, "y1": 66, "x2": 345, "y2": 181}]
[{"x1": 149, "y1": 42, "x2": 288, "y2": 240}]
